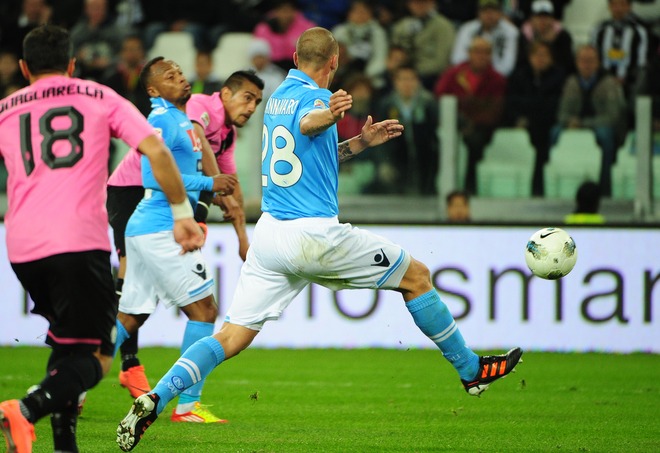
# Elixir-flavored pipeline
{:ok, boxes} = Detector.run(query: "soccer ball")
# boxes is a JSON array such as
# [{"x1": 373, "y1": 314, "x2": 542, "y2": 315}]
[{"x1": 524, "y1": 227, "x2": 577, "y2": 279}]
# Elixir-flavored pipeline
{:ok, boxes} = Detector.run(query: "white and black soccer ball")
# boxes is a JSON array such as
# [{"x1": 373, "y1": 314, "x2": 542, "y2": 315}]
[{"x1": 525, "y1": 227, "x2": 577, "y2": 280}]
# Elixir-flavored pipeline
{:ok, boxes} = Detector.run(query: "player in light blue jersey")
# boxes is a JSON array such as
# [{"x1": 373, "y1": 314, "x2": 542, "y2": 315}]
[
  {"x1": 117, "y1": 29, "x2": 523, "y2": 451},
  {"x1": 115, "y1": 57, "x2": 236, "y2": 426}
]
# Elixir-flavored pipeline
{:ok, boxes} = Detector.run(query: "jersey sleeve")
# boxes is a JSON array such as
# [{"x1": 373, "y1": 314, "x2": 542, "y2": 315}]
[
  {"x1": 297, "y1": 89, "x2": 332, "y2": 122},
  {"x1": 105, "y1": 88, "x2": 155, "y2": 149},
  {"x1": 182, "y1": 174, "x2": 214, "y2": 191},
  {"x1": 186, "y1": 97, "x2": 211, "y2": 134}
]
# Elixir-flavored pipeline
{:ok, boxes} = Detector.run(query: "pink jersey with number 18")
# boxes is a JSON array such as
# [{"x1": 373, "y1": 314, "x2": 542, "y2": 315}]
[{"x1": 0, "y1": 75, "x2": 155, "y2": 263}]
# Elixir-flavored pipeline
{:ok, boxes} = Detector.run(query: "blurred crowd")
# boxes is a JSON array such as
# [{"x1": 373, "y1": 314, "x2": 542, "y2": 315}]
[{"x1": 2, "y1": 0, "x2": 659, "y2": 199}]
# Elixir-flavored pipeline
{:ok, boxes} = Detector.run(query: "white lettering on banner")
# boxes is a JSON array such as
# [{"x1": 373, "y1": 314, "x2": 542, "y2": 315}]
[{"x1": 0, "y1": 225, "x2": 657, "y2": 352}]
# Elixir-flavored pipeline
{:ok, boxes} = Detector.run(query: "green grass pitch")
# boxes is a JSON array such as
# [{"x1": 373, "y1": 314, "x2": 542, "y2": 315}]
[{"x1": 1, "y1": 347, "x2": 659, "y2": 452}]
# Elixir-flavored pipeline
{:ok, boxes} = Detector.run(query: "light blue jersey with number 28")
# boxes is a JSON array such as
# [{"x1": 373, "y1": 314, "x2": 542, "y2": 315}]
[{"x1": 261, "y1": 69, "x2": 338, "y2": 220}]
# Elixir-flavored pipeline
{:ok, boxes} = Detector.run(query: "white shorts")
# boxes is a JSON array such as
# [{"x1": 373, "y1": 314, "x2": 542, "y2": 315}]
[
  {"x1": 119, "y1": 231, "x2": 214, "y2": 315},
  {"x1": 225, "y1": 213, "x2": 410, "y2": 330}
]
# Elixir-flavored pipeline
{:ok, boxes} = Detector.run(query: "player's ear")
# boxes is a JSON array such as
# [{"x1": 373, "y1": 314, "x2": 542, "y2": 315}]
[
  {"x1": 66, "y1": 58, "x2": 76, "y2": 77},
  {"x1": 18, "y1": 59, "x2": 31, "y2": 81},
  {"x1": 330, "y1": 54, "x2": 338, "y2": 72},
  {"x1": 146, "y1": 85, "x2": 158, "y2": 98},
  {"x1": 293, "y1": 52, "x2": 299, "y2": 68}
]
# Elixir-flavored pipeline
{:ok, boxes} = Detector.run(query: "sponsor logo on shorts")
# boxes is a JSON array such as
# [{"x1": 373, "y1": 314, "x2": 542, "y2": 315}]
[
  {"x1": 372, "y1": 249, "x2": 390, "y2": 267},
  {"x1": 192, "y1": 263, "x2": 207, "y2": 280}
]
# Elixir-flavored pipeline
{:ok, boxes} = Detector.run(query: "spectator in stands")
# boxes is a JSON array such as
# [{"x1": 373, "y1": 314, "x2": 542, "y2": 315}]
[
  {"x1": 70, "y1": 0, "x2": 125, "y2": 81},
  {"x1": 253, "y1": 0, "x2": 317, "y2": 71},
  {"x1": 445, "y1": 190, "x2": 472, "y2": 222},
  {"x1": 337, "y1": 74, "x2": 376, "y2": 143},
  {"x1": 0, "y1": 0, "x2": 51, "y2": 58},
  {"x1": 390, "y1": 0, "x2": 456, "y2": 90},
  {"x1": 0, "y1": 51, "x2": 27, "y2": 97},
  {"x1": 189, "y1": 51, "x2": 222, "y2": 95},
  {"x1": 517, "y1": 0, "x2": 575, "y2": 74},
  {"x1": 506, "y1": 0, "x2": 573, "y2": 26},
  {"x1": 564, "y1": 181, "x2": 606, "y2": 224},
  {"x1": 592, "y1": 0, "x2": 650, "y2": 111},
  {"x1": 297, "y1": 0, "x2": 351, "y2": 30},
  {"x1": 507, "y1": 41, "x2": 566, "y2": 197},
  {"x1": 369, "y1": 65, "x2": 439, "y2": 195},
  {"x1": 377, "y1": 44, "x2": 412, "y2": 96},
  {"x1": 553, "y1": 45, "x2": 627, "y2": 197},
  {"x1": 101, "y1": 34, "x2": 150, "y2": 117},
  {"x1": 435, "y1": 36, "x2": 507, "y2": 195},
  {"x1": 140, "y1": 1, "x2": 230, "y2": 52},
  {"x1": 332, "y1": 0, "x2": 389, "y2": 90},
  {"x1": 452, "y1": 0, "x2": 519, "y2": 77},
  {"x1": 247, "y1": 38, "x2": 286, "y2": 102}
]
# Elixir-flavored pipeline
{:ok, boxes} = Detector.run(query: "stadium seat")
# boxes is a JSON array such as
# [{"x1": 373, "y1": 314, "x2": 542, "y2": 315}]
[
  {"x1": 148, "y1": 32, "x2": 196, "y2": 79},
  {"x1": 212, "y1": 33, "x2": 256, "y2": 82},
  {"x1": 612, "y1": 133, "x2": 660, "y2": 199},
  {"x1": 476, "y1": 128, "x2": 535, "y2": 198},
  {"x1": 544, "y1": 129, "x2": 601, "y2": 199},
  {"x1": 562, "y1": 0, "x2": 609, "y2": 47},
  {"x1": 612, "y1": 133, "x2": 636, "y2": 199}
]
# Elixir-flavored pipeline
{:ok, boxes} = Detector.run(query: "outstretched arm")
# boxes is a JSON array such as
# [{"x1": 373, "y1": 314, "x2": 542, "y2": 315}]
[{"x1": 338, "y1": 115, "x2": 404, "y2": 163}]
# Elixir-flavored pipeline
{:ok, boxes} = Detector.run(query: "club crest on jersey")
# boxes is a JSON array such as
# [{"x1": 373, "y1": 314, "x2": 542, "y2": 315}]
[
  {"x1": 313, "y1": 99, "x2": 326, "y2": 109},
  {"x1": 201, "y1": 112, "x2": 210, "y2": 127}
]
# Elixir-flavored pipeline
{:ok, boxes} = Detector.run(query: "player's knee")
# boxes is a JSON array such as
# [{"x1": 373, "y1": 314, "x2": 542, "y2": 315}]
[{"x1": 401, "y1": 258, "x2": 433, "y2": 294}]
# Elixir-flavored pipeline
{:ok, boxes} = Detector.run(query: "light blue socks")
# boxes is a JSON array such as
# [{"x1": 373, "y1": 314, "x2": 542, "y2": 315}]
[
  {"x1": 177, "y1": 321, "x2": 214, "y2": 405},
  {"x1": 406, "y1": 290, "x2": 479, "y2": 381},
  {"x1": 151, "y1": 336, "x2": 225, "y2": 414}
]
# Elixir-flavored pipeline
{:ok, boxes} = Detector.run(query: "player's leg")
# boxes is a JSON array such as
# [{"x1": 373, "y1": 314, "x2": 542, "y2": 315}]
[
  {"x1": 314, "y1": 222, "x2": 522, "y2": 396},
  {"x1": 117, "y1": 216, "x2": 307, "y2": 450},
  {"x1": 108, "y1": 186, "x2": 151, "y2": 398},
  {"x1": 3, "y1": 251, "x2": 115, "y2": 452},
  {"x1": 398, "y1": 258, "x2": 522, "y2": 396},
  {"x1": 116, "y1": 235, "x2": 160, "y2": 397},
  {"x1": 171, "y1": 295, "x2": 225, "y2": 423}
]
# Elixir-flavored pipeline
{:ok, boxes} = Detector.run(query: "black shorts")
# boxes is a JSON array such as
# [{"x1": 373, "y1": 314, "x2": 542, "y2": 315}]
[
  {"x1": 11, "y1": 251, "x2": 117, "y2": 356},
  {"x1": 107, "y1": 185, "x2": 144, "y2": 257}
]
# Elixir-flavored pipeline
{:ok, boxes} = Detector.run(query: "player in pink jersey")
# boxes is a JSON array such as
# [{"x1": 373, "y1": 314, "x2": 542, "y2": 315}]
[
  {"x1": 0, "y1": 25, "x2": 203, "y2": 453},
  {"x1": 187, "y1": 69, "x2": 265, "y2": 261}
]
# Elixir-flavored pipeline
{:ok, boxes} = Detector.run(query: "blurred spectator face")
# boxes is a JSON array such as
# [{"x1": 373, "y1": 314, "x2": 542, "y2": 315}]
[
  {"x1": 406, "y1": 0, "x2": 436, "y2": 18},
  {"x1": 528, "y1": 43, "x2": 553, "y2": 73},
  {"x1": 468, "y1": 37, "x2": 492, "y2": 72},
  {"x1": 346, "y1": 77, "x2": 373, "y2": 113},
  {"x1": 348, "y1": 1, "x2": 373, "y2": 25},
  {"x1": 393, "y1": 67, "x2": 419, "y2": 99},
  {"x1": 120, "y1": 37, "x2": 145, "y2": 68},
  {"x1": 530, "y1": 13, "x2": 554, "y2": 36},
  {"x1": 221, "y1": 81, "x2": 263, "y2": 128},
  {"x1": 85, "y1": 0, "x2": 108, "y2": 26},
  {"x1": 195, "y1": 52, "x2": 213, "y2": 81},
  {"x1": 576, "y1": 46, "x2": 600, "y2": 79},
  {"x1": 478, "y1": 7, "x2": 502, "y2": 31},
  {"x1": 446, "y1": 194, "x2": 470, "y2": 222},
  {"x1": 23, "y1": 0, "x2": 47, "y2": 23},
  {"x1": 608, "y1": 0, "x2": 631, "y2": 21},
  {"x1": 273, "y1": 2, "x2": 298, "y2": 29},
  {"x1": 252, "y1": 54, "x2": 269, "y2": 71},
  {"x1": 386, "y1": 46, "x2": 409, "y2": 72},
  {"x1": 0, "y1": 52, "x2": 20, "y2": 81}
]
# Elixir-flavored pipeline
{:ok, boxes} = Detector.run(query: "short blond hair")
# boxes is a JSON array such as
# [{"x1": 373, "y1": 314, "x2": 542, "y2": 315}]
[{"x1": 296, "y1": 27, "x2": 338, "y2": 69}]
